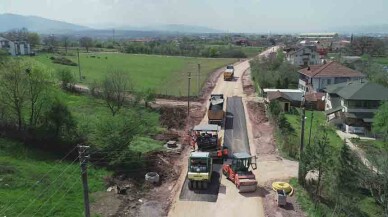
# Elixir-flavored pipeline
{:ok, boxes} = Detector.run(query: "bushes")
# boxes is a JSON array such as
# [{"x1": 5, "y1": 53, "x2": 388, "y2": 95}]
[{"x1": 51, "y1": 56, "x2": 77, "y2": 66}]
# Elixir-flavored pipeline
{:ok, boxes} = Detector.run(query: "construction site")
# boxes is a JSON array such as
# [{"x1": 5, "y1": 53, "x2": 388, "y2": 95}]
[{"x1": 90, "y1": 47, "x2": 300, "y2": 217}]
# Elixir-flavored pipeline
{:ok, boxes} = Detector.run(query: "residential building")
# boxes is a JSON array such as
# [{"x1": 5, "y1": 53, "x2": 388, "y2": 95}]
[
  {"x1": 0, "y1": 36, "x2": 31, "y2": 56},
  {"x1": 285, "y1": 45, "x2": 321, "y2": 67},
  {"x1": 298, "y1": 61, "x2": 365, "y2": 93},
  {"x1": 264, "y1": 89, "x2": 304, "y2": 111},
  {"x1": 324, "y1": 80, "x2": 388, "y2": 134}
]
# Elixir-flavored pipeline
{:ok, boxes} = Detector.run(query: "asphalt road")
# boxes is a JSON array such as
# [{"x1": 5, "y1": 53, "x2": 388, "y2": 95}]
[
  {"x1": 224, "y1": 96, "x2": 250, "y2": 156},
  {"x1": 179, "y1": 164, "x2": 222, "y2": 202}
]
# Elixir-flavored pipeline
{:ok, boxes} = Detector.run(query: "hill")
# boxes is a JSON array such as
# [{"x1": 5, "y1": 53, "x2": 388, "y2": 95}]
[{"x1": 0, "y1": 13, "x2": 89, "y2": 33}]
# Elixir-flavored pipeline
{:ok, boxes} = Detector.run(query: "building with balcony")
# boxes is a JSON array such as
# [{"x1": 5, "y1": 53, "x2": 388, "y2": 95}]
[
  {"x1": 324, "y1": 80, "x2": 388, "y2": 134},
  {"x1": 298, "y1": 61, "x2": 365, "y2": 93},
  {"x1": 285, "y1": 45, "x2": 321, "y2": 67}
]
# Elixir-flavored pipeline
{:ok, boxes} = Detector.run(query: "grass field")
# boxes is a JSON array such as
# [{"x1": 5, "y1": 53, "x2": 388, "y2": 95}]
[
  {"x1": 0, "y1": 138, "x2": 109, "y2": 217},
  {"x1": 372, "y1": 57, "x2": 388, "y2": 65},
  {"x1": 33, "y1": 53, "x2": 236, "y2": 96},
  {"x1": 285, "y1": 110, "x2": 343, "y2": 149}
]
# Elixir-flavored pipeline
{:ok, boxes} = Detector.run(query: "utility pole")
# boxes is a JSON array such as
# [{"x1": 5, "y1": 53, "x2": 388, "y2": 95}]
[
  {"x1": 78, "y1": 145, "x2": 90, "y2": 217},
  {"x1": 197, "y1": 63, "x2": 201, "y2": 95},
  {"x1": 308, "y1": 111, "x2": 314, "y2": 146},
  {"x1": 187, "y1": 72, "x2": 191, "y2": 119},
  {"x1": 77, "y1": 48, "x2": 82, "y2": 81},
  {"x1": 298, "y1": 106, "x2": 306, "y2": 185}
]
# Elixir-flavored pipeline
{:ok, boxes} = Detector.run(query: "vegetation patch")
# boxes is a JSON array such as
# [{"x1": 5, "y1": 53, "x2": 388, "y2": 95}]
[
  {"x1": 51, "y1": 56, "x2": 77, "y2": 66},
  {"x1": 0, "y1": 138, "x2": 109, "y2": 216}
]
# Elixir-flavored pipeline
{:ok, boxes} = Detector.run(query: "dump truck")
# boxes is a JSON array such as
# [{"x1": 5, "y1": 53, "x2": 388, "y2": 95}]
[
  {"x1": 187, "y1": 152, "x2": 212, "y2": 189},
  {"x1": 190, "y1": 124, "x2": 228, "y2": 163},
  {"x1": 222, "y1": 152, "x2": 258, "y2": 193},
  {"x1": 223, "y1": 65, "x2": 234, "y2": 81},
  {"x1": 208, "y1": 94, "x2": 225, "y2": 126}
]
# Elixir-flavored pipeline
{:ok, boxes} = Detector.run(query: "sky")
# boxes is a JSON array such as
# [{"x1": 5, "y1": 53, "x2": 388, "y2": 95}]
[{"x1": 1, "y1": 0, "x2": 388, "y2": 33}]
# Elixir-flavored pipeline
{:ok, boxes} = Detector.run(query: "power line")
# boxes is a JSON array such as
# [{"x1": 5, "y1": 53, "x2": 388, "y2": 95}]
[
  {"x1": 15, "y1": 157, "x2": 79, "y2": 217},
  {"x1": 0, "y1": 146, "x2": 77, "y2": 214},
  {"x1": 45, "y1": 176, "x2": 80, "y2": 216},
  {"x1": 30, "y1": 167, "x2": 81, "y2": 217}
]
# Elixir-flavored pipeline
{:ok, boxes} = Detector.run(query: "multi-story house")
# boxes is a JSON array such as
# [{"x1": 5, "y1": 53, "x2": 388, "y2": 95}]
[
  {"x1": 324, "y1": 80, "x2": 388, "y2": 134},
  {"x1": 298, "y1": 61, "x2": 365, "y2": 93},
  {"x1": 285, "y1": 45, "x2": 321, "y2": 67},
  {"x1": 0, "y1": 36, "x2": 31, "y2": 56}
]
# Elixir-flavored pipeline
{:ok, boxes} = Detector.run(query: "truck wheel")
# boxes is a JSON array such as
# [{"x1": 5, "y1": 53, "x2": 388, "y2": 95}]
[
  {"x1": 198, "y1": 181, "x2": 202, "y2": 189},
  {"x1": 193, "y1": 181, "x2": 197, "y2": 189},
  {"x1": 188, "y1": 180, "x2": 193, "y2": 190},
  {"x1": 203, "y1": 182, "x2": 208, "y2": 189}
]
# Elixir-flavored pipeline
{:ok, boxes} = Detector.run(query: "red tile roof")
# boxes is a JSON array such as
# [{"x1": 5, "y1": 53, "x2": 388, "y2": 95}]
[
  {"x1": 299, "y1": 61, "x2": 364, "y2": 78},
  {"x1": 305, "y1": 92, "x2": 325, "y2": 102}
]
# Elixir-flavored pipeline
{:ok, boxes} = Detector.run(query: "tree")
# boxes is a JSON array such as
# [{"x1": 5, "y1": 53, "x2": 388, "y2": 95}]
[
  {"x1": 43, "y1": 35, "x2": 58, "y2": 53},
  {"x1": 45, "y1": 99, "x2": 76, "y2": 137},
  {"x1": 350, "y1": 36, "x2": 386, "y2": 56},
  {"x1": 79, "y1": 37, "x2": 93, "y2": 52},
  {"x1": 303, "y1": 126, "x2": 333, "y2": 204},
  {"x1": 101, "y1": 71, "x2": 131, "y2": 116},
  {"x1": 373, "y1": 102, "x2": 388, "y2": 141},
  {"x1": 57, "y1": 68, "x2": 75, "y2": 90},
  {"x1": 0, "y1": 60, "x2": 29, "y2": 130},
  {"x1": 27, "y1": 32, "x2": 40, "y2": 48},
  {"x1": 25, "y1": 62, "x2": 54, "y2": 127},
  {"x1": 61, "y1": 35, "x2": 70, "y2": 54}
]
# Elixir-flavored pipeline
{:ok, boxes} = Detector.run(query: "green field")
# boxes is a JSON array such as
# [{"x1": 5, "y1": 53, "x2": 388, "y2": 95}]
[
  {"x1": 0, "y1": 138, "x2": 109, "y2": 217},
  {"x1": 33, "y1": 53, "x2": 236, "y2": 96},
  {"x1": 285, "y1": 110, "x2": 343, "y2": 149}
]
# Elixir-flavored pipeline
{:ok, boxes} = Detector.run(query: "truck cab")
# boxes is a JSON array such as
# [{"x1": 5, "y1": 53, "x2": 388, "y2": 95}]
[{"x1": 224, "y1": 65, "x2": 234, "y2": 81}]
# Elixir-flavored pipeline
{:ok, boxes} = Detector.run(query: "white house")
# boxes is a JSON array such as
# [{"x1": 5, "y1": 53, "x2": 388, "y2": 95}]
[
  {"x1": 298, "y1": 61, "x2": 365, "y2": 93},
  {"x1": 324, "y1": 80, "x2": 388, "y2": 134},
  {"x1": 285, "y1": 46, "x2": 321, "y2": 67},
  {"x1": 0, "y1": 36, "x2": 31, "y2": 56}
]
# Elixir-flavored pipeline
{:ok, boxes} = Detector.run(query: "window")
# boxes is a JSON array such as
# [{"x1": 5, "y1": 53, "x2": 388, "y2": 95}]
[{"x1": 327, "y1": 79, "x2": 331, "y2": 85}]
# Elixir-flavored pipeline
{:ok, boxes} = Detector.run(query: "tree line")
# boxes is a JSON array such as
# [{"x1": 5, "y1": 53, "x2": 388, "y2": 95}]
[
  {"x1": 120, "y1": 41, "x2": 247, "y2": 58},
  {"x1": 250, "y1": 50, "x2": 299, "y2": 89},
  {"x1": 0, "y1": 56, "x2": 161, "y2": 173}
]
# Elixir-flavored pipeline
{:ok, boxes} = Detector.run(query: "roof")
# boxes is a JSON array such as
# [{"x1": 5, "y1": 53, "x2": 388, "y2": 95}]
[
  {"x1": 265, "y1": 89, "x2": 304, "y2": 102},
  {"x1": 305, "y1": 92, "x2": 325, "y2": 102},
  {"x1": 345, "y1": 112, "x2": 374, "y2": 119},
  {"x1": 299, "y1": 61, "x2": 365, "y2": 78},
  {"x1": 233, "y1": 152, "x2": 251, "y2": 159},
  {"x1": 263, "y1": 89, "x2": 304, "y2": 93},
  {"x1": 0, "y1": 36, "x2": 9, "y2": 41},
  {"x1": 324, "y1": 106, "x2": 343, "y2": 115},
  {"x1": 287, "y1": 46, "x2": 316, "y2": 56},
  {"x1": 267, "y1": 91, "x2": 292, "y2": 102},
  {"x1": 190, "y1": 152, "x2": 209, "y2": 158},
  {"x1": 325, "y1": 80, "x2": 388, "y2": 100},
  {"x1": 193, "y1": 124, "x2": 220, "y2": 132}
]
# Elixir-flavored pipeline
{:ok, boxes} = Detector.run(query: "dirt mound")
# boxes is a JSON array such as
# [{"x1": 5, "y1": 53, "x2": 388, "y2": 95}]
[
  {"x1": 159, "y1": 106, "x2": 187, "y2": 129},
  {"x1": 242, "y1": 69, "x2": 255, "y2": 96},
  {"x1": 246, "y1": 101, "x2": 277, "y2": 156},
  {"x1": 247, "y1": 101, "x2": 268, "y2": 124}
]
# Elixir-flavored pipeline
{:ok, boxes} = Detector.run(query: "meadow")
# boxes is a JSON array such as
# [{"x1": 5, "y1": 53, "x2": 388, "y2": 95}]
[
  {"x1": 34, "y1": 53, "x2": 236, "y2": 96},
  {"x1": 0, "y1": 138, "x2": 109, "y2": 217}
]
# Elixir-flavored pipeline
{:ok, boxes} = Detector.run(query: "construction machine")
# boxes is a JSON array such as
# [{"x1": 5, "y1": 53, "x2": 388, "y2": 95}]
[
  {"x1": 190, "y1": 124, "x2": 228, "y2": 163},
  {"x1": 223, "y1": 65, "x2": 234, "y2": 81},
  {"x1": 222, "y1": 152, "x2": 258, "y2": 193},
  {"x1": 187, "y1": 152, "x2": 212, "y2": 189},
  {"x1": 208, "y1": 94, "x2": 225, "y2": 126}
]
